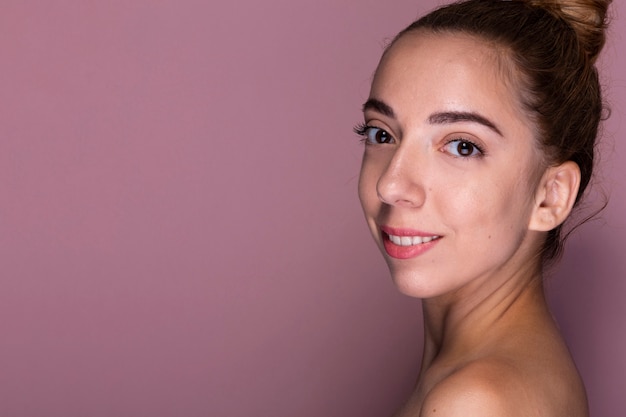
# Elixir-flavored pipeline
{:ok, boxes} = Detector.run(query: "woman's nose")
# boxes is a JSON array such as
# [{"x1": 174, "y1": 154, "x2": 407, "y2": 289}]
[{"x1": 376, "y1": 149, "x2": 426, "y2": 208}]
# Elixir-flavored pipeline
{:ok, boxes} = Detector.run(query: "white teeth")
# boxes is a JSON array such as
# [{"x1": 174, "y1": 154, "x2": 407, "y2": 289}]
[{"x1": 388, "y1": 234, "x2": 439, "y2": 246}]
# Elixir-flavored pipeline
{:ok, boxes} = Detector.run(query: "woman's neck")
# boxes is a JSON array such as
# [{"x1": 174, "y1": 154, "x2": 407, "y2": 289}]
[{"x1": 418, "y1": 262, "x2": 548, "y2": 374}]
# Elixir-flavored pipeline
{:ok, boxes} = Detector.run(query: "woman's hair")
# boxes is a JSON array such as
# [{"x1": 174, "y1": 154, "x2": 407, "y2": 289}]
[{"x1": 388, "y1": 0, "x2": 611, "y2": 263}]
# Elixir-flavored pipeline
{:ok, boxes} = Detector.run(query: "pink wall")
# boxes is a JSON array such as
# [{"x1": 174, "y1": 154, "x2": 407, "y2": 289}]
[{"x1": 0, "y1": 1, "x2": 623, "y2": 416}]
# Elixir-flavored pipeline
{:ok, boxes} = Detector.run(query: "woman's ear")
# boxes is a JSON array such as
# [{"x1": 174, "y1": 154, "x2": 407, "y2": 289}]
[{"x1": 528, "y1": 161, "x2": 581, "y2": 232}]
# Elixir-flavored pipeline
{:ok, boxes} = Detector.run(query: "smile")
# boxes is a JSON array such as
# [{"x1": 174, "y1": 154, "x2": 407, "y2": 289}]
[
  {"x1": 379, "y1": 226, "x2": 442, "y2": 259},
  {"x1": 387, "y1": 234, "x2": 440, "y2": 246}
]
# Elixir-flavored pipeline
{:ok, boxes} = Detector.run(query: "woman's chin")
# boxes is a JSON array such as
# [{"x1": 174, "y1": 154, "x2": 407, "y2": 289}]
[{"x1": 388, "y1": 268, "x2": 440, "y2": 299}]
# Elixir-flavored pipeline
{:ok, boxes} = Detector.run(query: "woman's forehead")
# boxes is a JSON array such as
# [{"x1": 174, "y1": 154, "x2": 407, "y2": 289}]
[
  {"x1": 378, "y1": 31, "x2": 504, "y2": 79},
  {"x1": 373, "y1": 34, "x2": 507, "y2": 102}
]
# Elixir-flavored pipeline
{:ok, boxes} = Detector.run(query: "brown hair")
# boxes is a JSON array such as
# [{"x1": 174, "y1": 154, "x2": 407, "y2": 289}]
[{"x1": 389, "y1": 0, "x2": 611, "y2": 263}]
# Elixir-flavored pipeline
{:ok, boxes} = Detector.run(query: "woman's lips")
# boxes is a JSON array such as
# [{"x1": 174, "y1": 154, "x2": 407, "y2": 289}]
[{"x1": 380, "y1": 226, "x2": 441, "y2": 259}]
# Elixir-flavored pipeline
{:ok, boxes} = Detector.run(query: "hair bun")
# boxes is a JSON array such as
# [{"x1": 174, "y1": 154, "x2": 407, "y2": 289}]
[{"x1": 528, "y1": 0, "x2": 612, "y2": 63}]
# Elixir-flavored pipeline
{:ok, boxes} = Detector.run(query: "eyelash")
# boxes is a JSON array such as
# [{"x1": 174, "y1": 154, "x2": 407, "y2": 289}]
[
  {"x1": 353, "y1": 122, "x2": 368, "y2": 137},
  {"x1": 353, "y1": 123, "x2": 394, "y2": 144},
  {"x1": 443, "y1": 137, "x2": 486, "y2": 158}
]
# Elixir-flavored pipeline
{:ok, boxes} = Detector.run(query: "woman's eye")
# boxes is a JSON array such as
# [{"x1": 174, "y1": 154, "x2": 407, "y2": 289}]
[
  {"x1": 367, "y1": 127, "x2": 394, "y2": 144},
  {"x1": 355, "y1": 124, "x2": 395, "y2": 144},
  {"x1": 443, "y1": 139, "x2": 483, "y2": 157}
]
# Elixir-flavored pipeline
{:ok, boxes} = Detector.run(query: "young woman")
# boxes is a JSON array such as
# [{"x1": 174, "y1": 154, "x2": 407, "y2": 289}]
[{"x1": 355, "y1": 0, "x2": 611, "y2": 415}]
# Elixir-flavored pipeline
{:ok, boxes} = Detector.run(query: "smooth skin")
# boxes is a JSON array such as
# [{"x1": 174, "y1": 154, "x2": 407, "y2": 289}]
[{"x1": 358, "y1": 31, "x2": 586, "y2": 417}]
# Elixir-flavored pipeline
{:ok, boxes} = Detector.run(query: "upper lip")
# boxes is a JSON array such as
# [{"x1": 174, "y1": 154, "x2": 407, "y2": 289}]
[{"x1": 380, "y1": 225, "x2": 441, "y2": 238}]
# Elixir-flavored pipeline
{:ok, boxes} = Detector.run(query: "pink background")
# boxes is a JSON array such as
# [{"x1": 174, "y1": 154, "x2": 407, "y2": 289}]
[{"x1": 0, "y1": 1, "x2": 624, "y2": 416}]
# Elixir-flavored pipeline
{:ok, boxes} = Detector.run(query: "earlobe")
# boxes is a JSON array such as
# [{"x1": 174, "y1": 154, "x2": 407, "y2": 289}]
[{"x1": 528, "y1": 161, "x2": 581, "y2": 232}]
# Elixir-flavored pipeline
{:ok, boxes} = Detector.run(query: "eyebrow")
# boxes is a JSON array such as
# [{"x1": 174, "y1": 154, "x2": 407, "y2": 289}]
[
  {"x1": 428, "y1": 111, "x2": 503, "y2": 137},
  {"x1": 362, "y1": 98, "x2": 503, "y2": 137},
  {"x1": 362, "y1": 98, "x2": 396, "y2": 119}
]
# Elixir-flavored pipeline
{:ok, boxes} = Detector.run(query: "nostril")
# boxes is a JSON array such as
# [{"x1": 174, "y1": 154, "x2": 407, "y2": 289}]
[
  {"x1": 376, "y1": 178, "x2": 426, "y2": 208},
  {"x1": 375, "y1": 156, "x2": 427, "y2": 208}
]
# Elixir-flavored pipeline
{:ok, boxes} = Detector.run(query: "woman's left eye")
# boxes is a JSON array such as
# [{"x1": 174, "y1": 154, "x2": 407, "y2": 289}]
[{"x1": 443, "y1": 139, "x2": 484, "y2": 157}]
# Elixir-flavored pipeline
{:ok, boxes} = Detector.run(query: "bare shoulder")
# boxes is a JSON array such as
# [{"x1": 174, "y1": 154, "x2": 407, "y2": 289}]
[
  {"x1": 416, "y1": 355, "x2": 587, "y2": 417},
  {"x1": 418, "y1": 359, "x2": 525, "y2": 417}
]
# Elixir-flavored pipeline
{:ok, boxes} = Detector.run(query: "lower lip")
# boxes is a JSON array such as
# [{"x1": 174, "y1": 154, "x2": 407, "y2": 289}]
[{"x1": 382, "y1": 233, "x2": 440, "y2": 259}]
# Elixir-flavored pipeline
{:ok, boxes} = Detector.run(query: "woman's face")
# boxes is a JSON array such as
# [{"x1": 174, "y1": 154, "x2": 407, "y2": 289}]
[{"x1": 358, "y1": 32, "x2": 547, "y2": 300}]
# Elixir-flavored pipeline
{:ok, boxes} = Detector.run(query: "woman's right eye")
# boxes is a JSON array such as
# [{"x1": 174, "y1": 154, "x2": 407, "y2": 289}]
[{"x1": 354, "y1": 124, "x2": 395, "y2": 144}]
